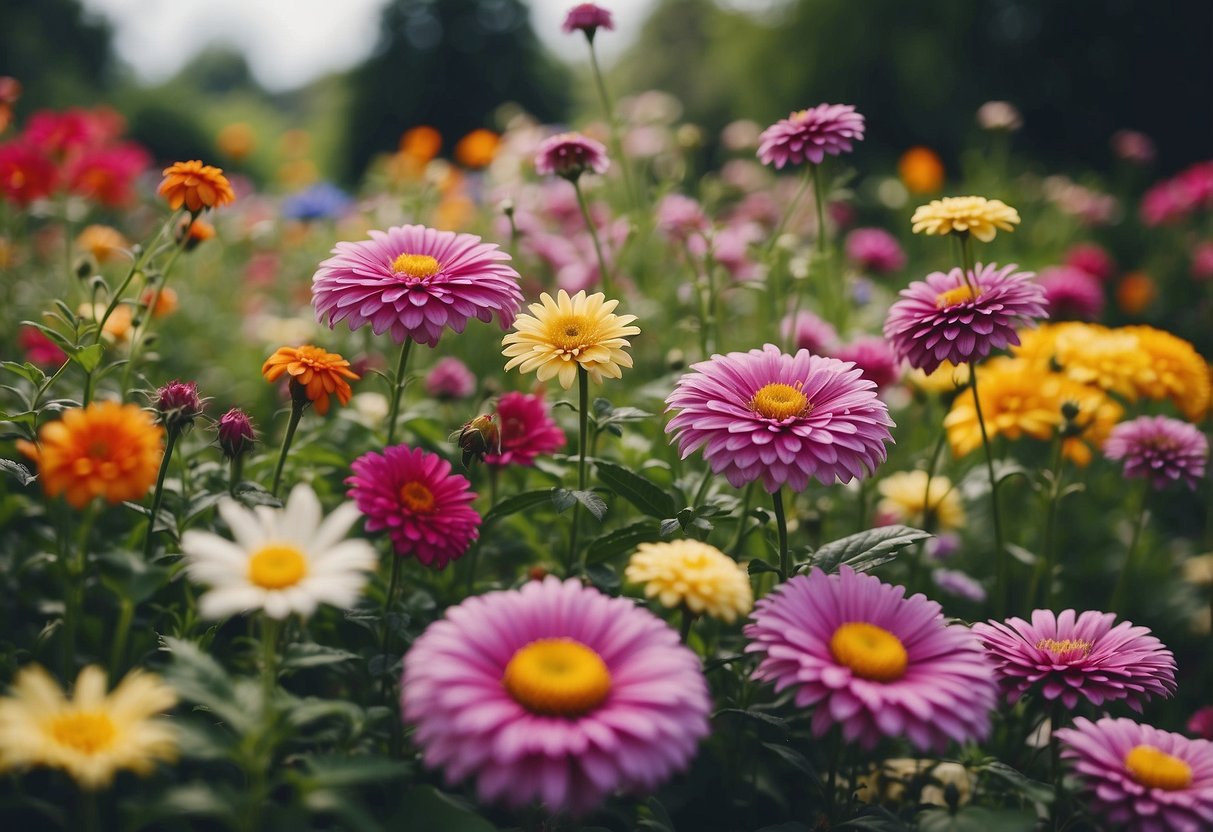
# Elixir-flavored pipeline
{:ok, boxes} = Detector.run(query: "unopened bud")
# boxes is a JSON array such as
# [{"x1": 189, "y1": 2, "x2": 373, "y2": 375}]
[
  {"x1": 457, "y1": 414, "x2": 501, "y2": 467},
  {"x1": 217, "y1": 408, "x2": 256, "y2": 459},
  {"x1": 154, "y1": 380, "x2": 204, "y2": 434}
]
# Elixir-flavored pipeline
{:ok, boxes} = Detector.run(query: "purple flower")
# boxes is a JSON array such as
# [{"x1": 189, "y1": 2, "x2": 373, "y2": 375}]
[
  {"x1": 973, "y1": 609, "x2": 1176, "y2": 711},
  {"x1": 845, "y1": 227, "x2": 906, "y2": 274},
  {"x1": 832, "y1": 336, "x2": 901, "y2": 390},
  {"x1": 216, "y1": 408, "x2": 255, "y2": 459},
  {"x1": 424, "y1": 356, "x2": 476, "y2": 401},
  {"x1": 745, "y1": 566, "x2": 997, "y2": 752},
  {"x1": 932, "y1": 568, "x2": 987, "y2": 603},
  {"x1": 154, "y1": 380, "x2": 204, "y2": 433},
  {"x1": 281, "y1": 182, "x2": 352, "y2": 222},
  {"x1": 927, "y1": 532, "x2": 961, "y2": 561},
  {"x1": 757, "y1": 104, "x2": 865, "y2": 169},
  {"x1": 1104, "y1": 415, "x2": 1208, "y2": 490},
  {"x1": 1189, "y1": 707, "x2": 1213, "y2": 741},
  {"x1": 1056, "y1": 717, "x2": 1213, "y2": 832},
  {"x1": 401, "y1": 576, "x2": 710, "y2": 814},
  {"x1": 534, "y1": 132, "x2": 609, "y2": 181},
  {"x1": 1037, "y1": 265, "x2": 1105, "y2": 321},
  {"x1": 1191, "y1": 241, "x2": 1213, "y2": 281},
  {"x1": 666, "y1": 344, "x2": 894, "y2": 492},
  {"x1": 561, "y1": 3, "x2": 614, "y2": 38},
  {"x1": 882, "y1": 262, "x2": 1048, "y2": 374},
  {"x1": 311, "y1": 224, "x2": 522, "y2": 347},
  {"x1": 655, "y1": 193, "x2": 710, "y2": 243},
  {"x1": 780, "y1": 309, "x2": 839, "y2": 354}
]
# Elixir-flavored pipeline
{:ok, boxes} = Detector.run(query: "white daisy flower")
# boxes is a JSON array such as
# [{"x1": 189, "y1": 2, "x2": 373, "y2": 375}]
[{"x1": 181, "y1": 484, "x2": 377, "y2": 620}]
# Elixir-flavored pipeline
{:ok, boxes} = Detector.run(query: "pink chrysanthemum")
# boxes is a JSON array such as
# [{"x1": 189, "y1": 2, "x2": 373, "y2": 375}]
[
  {"x1": 972, "y1": 609, "x2": 1176, "y2": 712},
  {"x1": 832, "y1": 336, "x2": 901, "y2": 390},
  {"x1": 401, "y1": 576, "x2": 711, "y2": 815},
  {"x1": 534, "y1": 132, "x2": 610, "y2": 181},
  {"x1": 757, "y1": 104, "x2": 865, "y2": 169},
  {"x1": 485, "y1": 391, "x2": 566, "y2": 468},
  {"x1": 346, "y1": 444, "x2": 480, "y2": 569},
  {"x1": 1037, "y1": 265, "x2": 1105, "y2": 321},
  {"x1": 1104, "y1": 415, "x2": 1208, "y2": 491},
  {"x1": 844, "y1": 227, "x2": 906, "y2": 274},
  {"x1": 780, "y1": 310, "x2": 839, "y2": 354},
  {"x1": 311, "y1": 224, "x2": 522, "y2": 348},
  {"x1": 745, "y1": 566, "x2": 997, "y2": 751},
  {"x1": 655, "y1": 193, "x2": 710, "y2": 243},
  {"x1": 1056, "y1": 717, "x2": 1213, "y2": 832},
  {"x1": 425, "y1": 356, "x2": 476, "y2": 400},
  {"x1": 666, "y1": 345, "x2": 893, "y2": 492},
  {"x1": 561, "y1": 3, "x2": 614, "y2": 36},
  {"x1": 1065, "y1": 242, "x2": 1116, "y2": 283},
  {"x1": 882, "y1": 262, "x2": 1048, "y2": 374}
]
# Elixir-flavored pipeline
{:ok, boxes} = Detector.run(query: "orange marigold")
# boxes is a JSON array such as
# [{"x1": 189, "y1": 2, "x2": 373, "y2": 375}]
[
  {"x1": 17, "y1": 401, "x2": 164, "y2": 509},
  {"x1": 157, "y1": 160, "x2": 235, "y2": 213},
  {"x1": 261, "y1": 345, "x2": 359, "y2": 416},
  {"x1": 75, "y1": 224, "x2": 129, "y2": 264}
]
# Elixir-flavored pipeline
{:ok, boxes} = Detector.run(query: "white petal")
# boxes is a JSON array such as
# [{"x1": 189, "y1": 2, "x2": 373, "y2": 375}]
[
  {"x1": 197, "y1": 586, "x2": 263, "y2": 620},
  {"x1": 262, "y1": 592, "x2": 291, "y2": 620},
  {"x1": 217, "y1": 499, "x2": 266, "y2": 550},
  {"x1": 282, "y1": 484, "x2": 322, "y2": 540},
  {"x1": 310, "y1": 540, "x2": 378, "y2": 574},
  {"x1": 311, "y1": 501, "x2": 363, "y2": 552}
]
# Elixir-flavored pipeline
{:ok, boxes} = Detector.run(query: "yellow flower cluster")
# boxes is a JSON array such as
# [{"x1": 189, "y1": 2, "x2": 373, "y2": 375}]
[
  {"x1": 625, "y1": 540, "x2": 753, "y2": 623},
  {"x1": 876, "y1": 471, "x2": 966, "y2": 531}
]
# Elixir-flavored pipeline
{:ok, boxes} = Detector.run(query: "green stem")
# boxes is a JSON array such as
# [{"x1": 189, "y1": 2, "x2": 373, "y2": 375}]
[
  {"x1": 61, "y1": 502, "x2": 97, "y2": 679},
  {"x1": 228, "y1": 454, "x2": 244, "y2": 497},
  {"x1": 108, "y1": 598, "x2": 134, "y2": 677},
  {"x1": 908, "y1": 430, "x2": 948, "y2": 594},
  {"x1": 573, "y1": 179, "x2": 612, "y2": 296},
  {"x1": 764, "y1": 167, "x2": 813, "y2": 258},
  {"x1": 679, "y1": 607, "x2": 695, "y2": 644},
  {"x1": 385, "y1": 337, "x2": 415, "y2": 446},
  {"x1": 143, "y1": 427, "x2": 180, "y2": 559},
  {"x1": 772, "y1": 488, "x2": 790, "y2": 580},
  {"x1": 79, "y1": 789, "x2": 100, "y2": 832},
  {"x1": 93, "y1": 209, "x2": 181, "y2": 345},
  {"x1": 959, "y1": 232, "x2": 977, "y2": 291},
  {"x1": 1109, "y1": 481, "x2": 1150, "y2": 612},
  {"x1": 567, "y1": 367, "x2": 591, "y2": 575},
  {"x1": 379, "y1": 553, "x2": 403, "y2": 696},
  {"x1": 270, "y1": 401, "x2": 305, "y2": 498},
  {"x1": 968, "y1": 360, "x2": 1007, "y2": 616},
  {"x1": 260, "y1": 615, "x2": 280, "y2": 722},
  {"x1": 731, "y1": 482, "x2": 756, "y2": 554},
  {"x1": 587, "y1": 38, "x2": 637, "y2": 208},
  {"x1": 1034, "y1": 438, "x2": 1066, "y2": 608},
  {"x1": 812, "y1": 163, "x2": 828, "y2": 256},
  {"x1": 120, "y1": 242, "x2": 186, "y2": 395},
  {"x1": 1050, "y1": 698, "x2": 1066, "y2": 830}
]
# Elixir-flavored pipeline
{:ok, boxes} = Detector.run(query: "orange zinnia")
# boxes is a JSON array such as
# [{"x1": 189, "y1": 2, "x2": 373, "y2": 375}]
[
  {"x1": 76, "y1": 224, "x2": 130, "y2": 264},
  {"x1": 261, "y1": 345, "x2": 359, "y2": 416},
  {"x1": 454, "y1": 129, "x2": 500, "y2": 169},
  {"x1": 18, "y1": 401, "x2": 164, "y2": 509},
  {"x1": 157, "y1": 160, "x2": 235, "y2": 213}
]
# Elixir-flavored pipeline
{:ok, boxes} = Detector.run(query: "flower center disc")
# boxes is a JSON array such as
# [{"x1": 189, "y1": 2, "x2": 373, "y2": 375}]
[
  {"x1": 830, "y1": 622, "x2": 909, "y2": 682},
  {"x1": 502, "y1": 638, "x2": 612, "y2": 717},
  {"x1": 50, "y1": 711, "x2": 116, "y2": 755},
  {"x1": 248, "y1": 543, "x2": 308, "y2": 589},
  {"x1": 1125, "y1": 745, "x2": 1193, "y2": 791},
  {"x1": 399, "y1": 481, "x2": 436, "y2": 514},
  {"x1": 1035, "y1": 638, "x2": 1094, "y2": 660},
  {"x1": 751, "y1": 382, "x2": 810, "y2": 421},
  {"x1": 543, "y1": 314, "x2": 597, "y2": 356},
  {"x1": 935, "y1": 284, "x2": 981, "y2": 308},
  {"x1": 391, "y1": 253, "x2": 441, "y2": 280}
]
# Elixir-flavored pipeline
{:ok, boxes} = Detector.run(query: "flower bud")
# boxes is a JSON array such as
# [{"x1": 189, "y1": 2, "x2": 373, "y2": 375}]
[
  {"x1": 154, "y1": 380, "x2": 204, "y2": 434},
  {"x1": 217, "y1": 408, "x2": 255, "y2": 459},
  {"x1": 457, "y1": 413, "x2": 500, "y2": 467}
]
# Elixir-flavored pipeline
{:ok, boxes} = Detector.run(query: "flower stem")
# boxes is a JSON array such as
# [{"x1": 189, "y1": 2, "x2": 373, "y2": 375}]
[
  {"x1": 143, "y1": 427, "x2": 180, "y2": 559},
  {"x1": 120, "y1": 241, "x2": 186, "y2": 395},
  {"x1": 94, "y1": 209, "x2": 181, "y2": 346},
  {"x1": 812, "y1": 163, "x2": 829, "y2": 257},
  {"x1": 228, "y1": 453, "x2": 244, "y2": 497},
  {"x1": 679, "y1": 607, "x2": 695, "y2": 644},
  {"x1": 269, "y1": 401, "x2": 305, "y2": 498},
  {"x1": 573, "y1": 179, "x2": 612, "y2": 296},
  {"x1": 764, "y1": 167, "x2": 813, "y2": 258},
  {"x1": 61, "y1": 501, "x2": 97, "y2": 679},
  {"x1": 1050, "y1": 698, "x2": 1067, "y2": 831},
  {"x1": 1032, "y1": 438, "x2": 1066, "y2": 608},
  {"x1": 260, "y1": 615, "x2": 280, "y2": 722},
  {"x1": 379, "y1": 553, "x2": 403, "y2": 697},
  {"x1": 567, "y1": 367, "x2": 591, "y2": 576},
  {"x1": 772, "y1": 487, "x2": 790, "y2": 579},
  {"x1": 587, "y1": 38, "x2": 637, "y2": 209},
  {"x1": 1109, "y1": 481, "x2": 1150, "y2": 612},
  {"x1": 959, "y1": 232, "x2": 977, "y2": 291},
  {"x1": 385, "y1": 336, "x2": 415, "y2": 447},
  {"x1": 108, "y1": 597, "x2": 134, "y2": 677},
  {"x1": 968, "y1": 360, "x2": 1007, "y2": 616}
]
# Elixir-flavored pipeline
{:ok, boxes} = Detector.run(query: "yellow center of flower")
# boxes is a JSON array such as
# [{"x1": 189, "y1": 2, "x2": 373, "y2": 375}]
[
  {"x1": 543, "y1": 313, "x2": 598, "y2": 356},
  {"x1": 49, "y1": 711, "x2": 117, "y2": 755},
  {"x1": 501, "y1": 638, "x2": 612, "y2": 717},
  {"x1": 1035, "y1": 638, "x2": 1094, "y2": 658},
  {"x1": 248, "y1": 543, "x2": 308, "y2": 590},
  {"x1": 1124, "y1": 745, "x2": 1192, "y2": 791},
  {"x1": 399, "y1": 481, "x2": 436, "y2": 514},
  {"x1": 935, "y1": 284, "x2": 981, "y2": 308},
  {"x1": 830, "y1": 622, "x2": 909, "y2": 682},
  {"x1": 390, "y1": 253, "x2": 441, "y2": 280},
  {"x1": 750, "y1": 382, "x2": 810, "y2": 421}
]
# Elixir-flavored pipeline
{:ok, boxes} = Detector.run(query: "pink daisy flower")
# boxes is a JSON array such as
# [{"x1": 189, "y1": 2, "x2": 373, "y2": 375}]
[
  {"x1": 1037, "y1": 265, "x2": 1106, "y2": 321},
  {"x1": 655, "y1": 193, "x2": 710, "y2": 243},
  {"x1": 534, "y1": 132, "x2": 610, "y2": 181},
  {"x1": 757, "y1": 104, "x2": 865, "y2": 169},
  {"x1": 424, "y1": 356, "x2": 476, "y2": 401},
  {"x1": 780, "y1": 309, "x2": 840, "y2": 354},
  {"x1": 972, "y1": 609, "x2": 1176, "y2": 711},
  {"x1": 844, "y1": 227, "x2": 906, "y2": 274},
  {"x1": 561, "y1": 3, "x2": 614, "y2": 37},
  {"x1": 745, "y1": 566, "x2": 997, "y2": 751},
  {"x1": 665, "y1": 344, "x2": 894, "y2": 492},
  {"x1": 831, "y1": 336, "x2": 901, "y2": 390},
  {"x1": 401, "y1": 576, "x2": 711, "y2": 815},
  {"x1": 1056, "y1": 717, "x2": 1213, "y2": 832},
  {"x1": 311, "y1": 224, "x2": 522, "y2": 347},
  {"x1": 485, "y1": 390, "x2": 566, "y2": 468},
  {"x1": 1104, "y1": 416, "x2": 1208, "y2": 491},
  {"x1": 882, "y1": 262, "x2": 1048, "y2": 374},
  {"x1": 346, "y1": 444, "x2": 480, "y2": 569}
]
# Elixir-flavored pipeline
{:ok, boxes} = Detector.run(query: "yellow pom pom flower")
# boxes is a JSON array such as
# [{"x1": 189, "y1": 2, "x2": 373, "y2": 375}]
[
  {"x1": 624, "y1": 540, "x2": 753, "y2": 623},
  {"x1": 1123, "y1": 326, "x2": 1211, "y2": 422},
  {"x1": 944, "y1": 358, "x2": 1061, "y2": 458},
  {"x1": 911, "y1": 196, "x2": 1020, "y2": 242},
  {"x1": 876, "y1": 471, "x2": 966, "y2": 531}
]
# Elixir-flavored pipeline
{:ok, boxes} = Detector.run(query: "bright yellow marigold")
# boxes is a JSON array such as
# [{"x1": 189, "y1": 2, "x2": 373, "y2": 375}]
[
  {"x1": 503, "y1": 290, "x2": 640, "y2": 389},
  {"x1": 215, "y1": 122, "x2": 256, "y2": 161},
  {"x1": 18, "y1": 401, "x2": 164, "y2": 509},
  {"x1": 261, "y1": 345, "x2": 360, "y2": 416},
  {"x1": 876, "y1": 471, "x2": 965, "y2": 530},
  {"x1": 1015, "y1": 323, "x2": 1150, "y2": 401},
  {"x1": 157, "y1": 160, "x2": 235, "y2": 213},
  {"x1": 911, "y1": 196, "x2": 1020, "y2": 242},
  {"x1": 0, "y1": 665, "x2": 177, "y2": 790},
  {"x1": 75, "y1": 224, "x2": 129, "y2": 264},
  {"x1": 1123, "y1": 326, "x2": 1211, "y2": 421},
  {"x1": 624, "y1": 540, "x2": 753, "y2": 623},
  {"x1": 944, "y1": 358, "x2": 1061, "y2": 457}
]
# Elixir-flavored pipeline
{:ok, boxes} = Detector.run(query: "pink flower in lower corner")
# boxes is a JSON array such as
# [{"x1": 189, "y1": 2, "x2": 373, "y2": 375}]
[
  {"x1": 745, "y1": 566, "x2": 997, "y2": 752},
  {"x1": 972, "y1": 609, "x2": 1176, "y2": 711},
  {"x1": 485, "y1": 391, "x2": 566, "y2": 468},
  {"x1": 346, "y1": 445, "x2": 480, "y2": 569},
  {"x1": 401, "y1": 576, "x2": 711, "y2": 815}
]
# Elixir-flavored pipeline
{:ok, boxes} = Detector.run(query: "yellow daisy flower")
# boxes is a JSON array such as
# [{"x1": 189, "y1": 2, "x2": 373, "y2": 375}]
[
  {"x1": 1123, "y1": 326, "x2": 1211, "y2": 422},
  {"x1": 0, "y1": 665, "x2": 177, "y2": 789},
  {"x1": 911, "y1": 196, "x2": 1020, "y2": 242},
  {"x1": 624, "y1": 540, "x2": 753, "y2": 623},
  {"x1": 944, "y1": 358, "x2": 1061, "y2": 457},
  {"x1": 502, "y1": 290, "x2": 640, "y2": 389},
  {"x1": 876, "y1": 471, "x2": 966, "y2": 530}
]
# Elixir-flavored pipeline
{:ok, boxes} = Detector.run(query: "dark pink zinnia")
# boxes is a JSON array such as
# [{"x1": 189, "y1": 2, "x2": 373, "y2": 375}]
[
  {"x1": 1104, "y1": 415, "x2": 1208, "y2": 491},
  {"x1": 972, "y1": 609, "x2": 1176, "y2": 711},
  {"x1": 485, "y1": 391, "x2": 566, "y2": 468},
  {"x1": 347, "y1": 444, "x2": 480, "y2": 569},
  {"x1": 745, "y1": 566, "x2": 997, "y2": 751},
  {"x1": 1189, "y1": 707, "x2": 1213, "y2": 741},
  {"x1": 1037, "y1": 265, "x2": 1105, "y2": 321},
  {"x1": 561, "y1": 3, "x2": 614, "y2": 37},
  {"x1": 534, "y1": 132, "x2": 610, "y2": 181},
  {"x1": 1056, "y1": 717, "x2": 1213, "y2": 832},
  {"x1": 1065, "y1": 242, "x2": 1116, "y2": 283},
  {"x1": 18, "y1": 326, "x2": 67, "y2": 367},
  {"x1": 665, "y1": 344, "x2": 894, "y2": 492},
  {"x1": 757, "y1": 104, "x2": 865, "y2": 169},
  {"x1": 0, "y1": 142, "x2": 57, "y2": 206},
  {"x1": 401, "y1": 576, "x2": 710, "y2": 814},
  {"x1": 424, "y1": 356, "x2": 476, "y2": 401},
  {"x1": 153, "y1": 380, "x2": 204, "y2": 433},
  {"x1": 831, "y1": 336, "x2": 901, "y2": 390},
  {"x1": 311, "y1": 224, "x2": 522, "y2": 348},
  {"x1": 844, "y1": 227, "x2": 906, "y2": 274},
  {"x1": 882, "y1": 261, "x2": 1048, "y2": 374}
]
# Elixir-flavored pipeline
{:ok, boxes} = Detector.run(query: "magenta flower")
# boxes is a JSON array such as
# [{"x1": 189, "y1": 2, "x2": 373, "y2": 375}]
[
  {"x1": 932, "y1": 568, "x2": 987, "y2": 603},
  {"x1": 311, "y1": 224, "x2": 522, "y2": 347},
  {"x1": 882, "y1": 262, "x2": 1048, "y2": 374},
  {"x1": 745, "y1": 566, "x2": 997, "y2": 751},
  {"x1": 346, "y1": 444, "x2": 480, "y2": 569},
  {"x1": 534, "y1": 132, "x2": 610, "y2": 181},
  {"x1": 424, "y1": 356, "x2": 476, "y2": 401},
  {"x1": 757, "y1": 104, "x2": 865, "y2": 169},
  {"x1": 1111, "y1": 130, "x2": 1156, "y2": 165},
  {"x1": 1191, "y1": 241, "x2": 1213, "y2": 281},
  {"x1": 832, "y1": 336, "x2": 901, "y2": 390},
  {"x1": 401, "y1": 576, "x2": 711, "y2": 814},
  {"x1": 1037, "y1": 265, "x2": 1105, "y2": 321},
  {"x1": 18, "y1": 326, "x2": 67, "y2": 367},
  {"x1": 1065, "y1": 242, "x2": 1116, "y2": 282},
  {"x1": 1104, "y1": 416, "x2": 1208, "y2": 490},
  {"x1": 153, "y1": 380, "x2": 204, "y2": 432},
  {"x1": 972, "y1": 609, "x2": 1176, "y2": 711},
  {"x1": 655, "y1": 193, "x2": 710, "y2": 243},
  {"x1": 561, "y1": 3, "x2": 614, "y2": 38},
  {"x1": 1189, "y1": 707, "x2": 1213, "y2": 742},
  {"x1": 844, "y1": 227, "x2": 906, "y2": 274},
  {"x1": 666, "y1": 344, "x2": 894, "y2": 492},
  {"x1": 780, "y1": 309, "x2": 839, "y2": 354},
  {"x1": 1056, "y1": 717, "x2": 1213, "y2": 832},
  {"x1": 485, "y1": 390, "x2": 566, "y2": 468},
  {"x1": 216, "y1": 408, "x2": 255, "y2": 459}
]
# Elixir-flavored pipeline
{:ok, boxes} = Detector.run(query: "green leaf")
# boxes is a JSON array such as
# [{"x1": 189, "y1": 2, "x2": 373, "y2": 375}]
[
  {"x1": 232, "y1": 481, "x2": 283, "y2": 508},
  {"x1": 834, "y1": 806, "x2": 909, "y2": 831},
  {"x1": 160, "y1": 637, "x2": 257, "y2": 734},
  {"x1": 483, "y1": 489, "x2": 555, "y2": 524},
  {"x1": 584, "y1": 562, "x2": 621, "y2": 593},
  {"x1": 551, "y1": 487, "x2": 577, "y2": 513},
  {"x1": 0, "y1": 361, "x2": 46, "y2": 384},
  {"x1": 760, "y1": 741, "x2": 818, "y2": 780},
  {"x1": 390, "y1": 786, "x2": 497, "y2": 831},
  {"x1": 571, "y1": 489, "x2": 608, "y2": 521},
  {"x1": 748, "y1": 559, "x2": 781, "y2": 576},
  {"x1": 596, "y1": 460, "x2": 677, "y2": 518},
  {"x1": 135, "y1": 784, "x2": 240, "y2": 823},
  {"x1": 811, "y1": 525, "x2": 931, "y2": 573},
  {"x1": 0, "y1": 459, "x2": 35, "y2": 486},
  {"x1": 586, "y1": 521, "x2": 662, "y2": 564},
  {"x1": 298, "y1": 754, "x2": 410, "y2": 788},
  {"x1": 979, "y1": 760, "x2": 1053, "y2": 805},
  {"x1": 68, "y1": 343, "x2": 104, "y2": 374},
  {"x1": 282, "y1": 642, "x2": 359, "y2": 671},
  {"x1": 713, "y1": 707, "x2": 788, "y2": 731},
  {"x1": 917, "y1": 807, "x2": 1036, "y2": 832}
]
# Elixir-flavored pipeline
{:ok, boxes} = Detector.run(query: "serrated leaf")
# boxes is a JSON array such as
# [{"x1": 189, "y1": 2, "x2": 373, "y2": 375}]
[
  {"x1": 551, "y1": 487, "x2": 577, "y2": 512},
  {"x1": 586, "y1": 521, "x2": 662, "y2": 564},
  {"x1": 571, "y1": 489, "x2": 608, "y2": 521},
  {"x1": 483, "y1": 489, "x2": 554, "y2": 524},
  {"x1": 232, "y1": 482, "x2": 282, "y2": 508},
  {"x1": 596, "y1": 460, "x2": 676, "y2": 518},
  {"x1": 0, "y1": 361, "x2": 46, "y2": 384},
  {"x1": 0, "y1": 459, "x2": 35, "y2": 486},
  {"x1": 714, "y1": 707, "x2": 788, "y2": 730},
  {"x1": 811, "y1": 525, "x2": 931, "y2": 573}
]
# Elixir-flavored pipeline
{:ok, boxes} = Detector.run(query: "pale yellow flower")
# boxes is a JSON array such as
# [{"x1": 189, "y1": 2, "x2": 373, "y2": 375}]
[
  {"x1": 876, "y1": 470, "x2": 965, "y2": 530},
  {"x1": 502, "y1": 290, "x2": 640, "y2": 389},
  {"x1": 906, "y1": 361, "x2": 970, "y2": 394},
  {"x1": 625, "y1": 540, "x2": 753, "y2": 623},
  {"x1": 911, "y1": 195, "x2": 1020, "y2": 242},
  {"x1": 0, "y1": 665, "x2": 177, "y2": 789}
]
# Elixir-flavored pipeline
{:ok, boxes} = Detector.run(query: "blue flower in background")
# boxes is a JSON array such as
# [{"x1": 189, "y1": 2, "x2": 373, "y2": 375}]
[{"x1": 282, "y1": 182, "x2": 353, "y2": 222}]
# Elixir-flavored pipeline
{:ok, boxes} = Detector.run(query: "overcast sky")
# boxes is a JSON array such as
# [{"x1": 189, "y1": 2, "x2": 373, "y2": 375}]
[{"x1": 76, "y1": 0, "x2": 656, "y2": 91}]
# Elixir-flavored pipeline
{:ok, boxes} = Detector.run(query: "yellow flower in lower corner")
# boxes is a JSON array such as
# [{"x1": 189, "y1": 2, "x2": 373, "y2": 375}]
[
  {"x1": 0, "y1": 665, "x2": 177, "y2": 789},
  {"x1": 910, "y1": 195, "x2": 1020, "y2": 242},
  {"x1": 625, "y1": 540, "x2": 753, "y2": 623},
  {"x1": 876, "y1": 471, "x2": 965, "y2": 530},
  {"x1": 502, "y1": 290, "x2": 640, "y2": 389}
]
